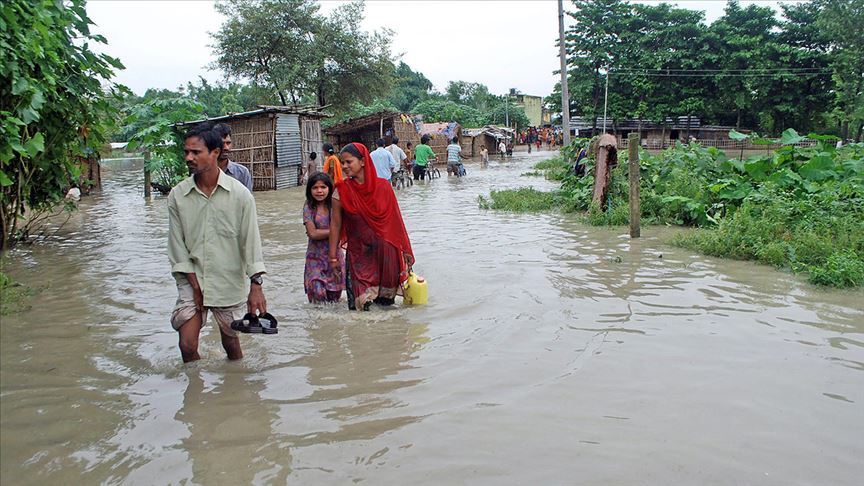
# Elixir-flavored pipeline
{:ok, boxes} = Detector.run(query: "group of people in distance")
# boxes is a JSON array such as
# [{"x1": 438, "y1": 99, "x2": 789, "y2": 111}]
[{"x1": 167, "y1": 122, "x2": 414, "y2": 363}]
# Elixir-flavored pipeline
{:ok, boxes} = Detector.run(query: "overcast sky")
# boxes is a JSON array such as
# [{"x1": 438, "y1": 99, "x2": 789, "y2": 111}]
[{"x1": 87, "y1": 0, "x2": 790, "y2": 98}]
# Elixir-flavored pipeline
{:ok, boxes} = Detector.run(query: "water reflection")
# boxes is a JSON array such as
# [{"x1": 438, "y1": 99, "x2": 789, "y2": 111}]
[{"x1": 179, "y1": 368, "x2": 291, "y2": 484}]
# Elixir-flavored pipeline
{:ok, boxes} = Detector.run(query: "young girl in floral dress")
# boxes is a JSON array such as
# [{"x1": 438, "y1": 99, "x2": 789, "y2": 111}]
[{"x1": 303, "y1": 173, "x2": 345, "y2": 303}]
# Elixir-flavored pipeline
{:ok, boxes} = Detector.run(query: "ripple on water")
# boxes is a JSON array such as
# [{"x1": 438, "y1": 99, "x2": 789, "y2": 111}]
[{"x1": 1, "y1": 155, "x2": 863, "y2": 485}]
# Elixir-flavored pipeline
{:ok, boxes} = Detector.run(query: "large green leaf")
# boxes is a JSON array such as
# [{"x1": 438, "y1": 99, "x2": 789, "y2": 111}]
[
  {"x1": 23, "y1": 133, "x2": 45, "y2": 158},
  {"x1": 729, "y1": 129, "x2": 749, "y2": 141},
  {"x1": 780, "y1": 128, "x2": 805, "y2": 145},
  {"x1": 744, "y1": 157, "x2": 772, "y2": 181},
  {"x1": 798, "y1": 154, "x2": 835, "y2": 181},
  {"x1": 0, "y1": 170, "x2": 13, "y2": 187}
]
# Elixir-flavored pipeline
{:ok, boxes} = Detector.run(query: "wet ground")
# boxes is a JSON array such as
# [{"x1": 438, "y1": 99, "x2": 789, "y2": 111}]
[{"x1": 1, "y1": 151, "x2": 863, "y2": 485}]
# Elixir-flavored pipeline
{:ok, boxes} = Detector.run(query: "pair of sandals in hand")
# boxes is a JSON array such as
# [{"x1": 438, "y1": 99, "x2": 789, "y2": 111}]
[{"x1": 230, "y1": 312, "x2": 278, "y2": 335}]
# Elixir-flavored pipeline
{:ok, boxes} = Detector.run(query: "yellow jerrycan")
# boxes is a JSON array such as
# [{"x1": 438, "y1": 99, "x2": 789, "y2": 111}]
[{"x1": 403, "y1": 272, "x2": 428, "y2": 305}]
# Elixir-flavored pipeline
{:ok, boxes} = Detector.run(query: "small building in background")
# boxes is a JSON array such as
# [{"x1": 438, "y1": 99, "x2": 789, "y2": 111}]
[
  {"x1": 462, "y1": 125, "x2": 515, "y2": 156},
  {"x1": 511, "y1": 94, "x2": 545, "y2": 127},
  {"x1": 182, "y1": 105, "x2": 328, "y2": 190},
  {"x1": 569, "y1": 116, "x2": 748, "y2": 148},
  {"x1": 324, "y1": 111, "x2": 421, "y2": 152}
]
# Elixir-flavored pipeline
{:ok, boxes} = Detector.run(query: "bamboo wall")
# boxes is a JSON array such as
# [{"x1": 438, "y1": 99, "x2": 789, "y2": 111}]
[{"x1": 226, "y1": 116, "x2": 275, "y2": 191}]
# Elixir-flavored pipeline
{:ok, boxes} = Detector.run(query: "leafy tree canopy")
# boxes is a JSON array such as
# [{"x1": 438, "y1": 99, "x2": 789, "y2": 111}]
[
  {"x1": 212, "y1": 0, "x2": 393, "y2": 112},
  {"x1": 0, "y1": 0, "x2": 124, "y2": 250}
]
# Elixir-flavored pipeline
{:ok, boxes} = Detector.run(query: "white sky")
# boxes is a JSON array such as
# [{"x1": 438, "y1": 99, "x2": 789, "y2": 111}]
[{"x1": 87, "y1": 0, "x2": 790, "y2": 98}]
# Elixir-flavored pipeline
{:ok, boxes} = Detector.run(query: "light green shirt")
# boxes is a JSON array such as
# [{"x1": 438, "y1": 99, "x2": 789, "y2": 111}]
[
  {"x1": 167, "y1": 171, "x2": 266, "y2": 307},
  {"x1": 414, "y1": 144, "x2": 435, "y2": 167}
]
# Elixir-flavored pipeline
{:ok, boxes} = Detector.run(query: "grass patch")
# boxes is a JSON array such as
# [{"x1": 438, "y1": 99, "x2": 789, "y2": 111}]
[
  {"x1": 478, "y1": 188, "x2": 556, "y2": 212},
  {"x1": 0, "y1": 272, "x2": 33, "y2": 316}
]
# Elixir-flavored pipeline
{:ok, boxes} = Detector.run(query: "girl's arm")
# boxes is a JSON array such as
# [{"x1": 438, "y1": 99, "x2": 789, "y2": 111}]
[
  {"x1": 304, "y1": 220, "x2": 330, "y2": 240},
  {"x1": 328, "y1": 199, "x2": 342, "y2": 262}
]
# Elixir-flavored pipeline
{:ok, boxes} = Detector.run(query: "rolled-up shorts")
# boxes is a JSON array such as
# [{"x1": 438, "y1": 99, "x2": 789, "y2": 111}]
[{"x1": 170, "y1": 280, "x2": 245, "y2": 337}]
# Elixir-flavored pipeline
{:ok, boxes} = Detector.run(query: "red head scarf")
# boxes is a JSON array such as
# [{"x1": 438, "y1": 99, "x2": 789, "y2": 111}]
[{"x1": 336, "y1": 142, "x2": 415, "y2": 277}]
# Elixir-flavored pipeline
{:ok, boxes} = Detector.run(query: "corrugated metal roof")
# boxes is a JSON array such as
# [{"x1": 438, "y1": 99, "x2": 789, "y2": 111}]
[{"x1": 178, "y1": 105, "x2": 329, "y2": 126}]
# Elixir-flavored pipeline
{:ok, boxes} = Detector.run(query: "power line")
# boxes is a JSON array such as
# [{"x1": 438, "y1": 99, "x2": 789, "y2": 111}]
[
  {"x1": 613, "y1": 67, "x2": 827, "y2": 73},
  {"x1": 609, "y1": 71, "x2": 832, "y2": 77}
]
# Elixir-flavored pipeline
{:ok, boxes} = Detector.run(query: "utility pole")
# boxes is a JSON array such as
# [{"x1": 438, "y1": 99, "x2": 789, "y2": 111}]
[
  {"x1": 603, "y1": 69, "x2": 609, "y2": 134},
  {"x1": 558, "y1": 0, "x2": 571, "y2": 145},
  {"x1": 505, "y1": 95, "x2": 509, "y2": 127}
]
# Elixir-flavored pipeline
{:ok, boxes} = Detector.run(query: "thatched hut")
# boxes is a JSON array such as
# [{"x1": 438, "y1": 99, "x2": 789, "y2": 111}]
[
  {"x1": 181, "y1": 105, "x2": 328, "y2": 191},
  {"x1": 462, "y1": 126, "x2": 513, "y2": 156},
  {"x1": 420, "y1": 122, "x2": 462, "y2": 161},
  {"x1": 324, "y1": 111, "x2": 421, "y2": 152}
]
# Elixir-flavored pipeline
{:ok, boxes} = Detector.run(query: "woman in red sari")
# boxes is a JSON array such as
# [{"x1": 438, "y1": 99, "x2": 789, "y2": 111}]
[{"x1": 328, "y1": 143, "x2": 414, "y2": 310}]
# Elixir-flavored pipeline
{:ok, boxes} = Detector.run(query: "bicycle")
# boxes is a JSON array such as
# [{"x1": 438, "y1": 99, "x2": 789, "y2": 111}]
[
  {"x1": 392, "y1": 169, "x2": 413, "y2": 190},
  {"x1": 424, "y1": 163, "x2": 441, "y2": 180},
  {"x1": 452, "y1": 163, "x2": 466, "y2": 177}
]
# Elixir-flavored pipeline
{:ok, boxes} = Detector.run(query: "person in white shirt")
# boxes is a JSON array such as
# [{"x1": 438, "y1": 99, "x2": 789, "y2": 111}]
[
  {"x1": 65, "y1": 184, "x2": 81, "y2": 202},
  {"x1": 498, "y1": 140, "x2": 507, "y2": 159},
  {"x1": 385, "y1": 136, "x2": 407, "y2": 172},
  {"x1": 370, "y1": 138, "x2": 398, "y2": 181}
]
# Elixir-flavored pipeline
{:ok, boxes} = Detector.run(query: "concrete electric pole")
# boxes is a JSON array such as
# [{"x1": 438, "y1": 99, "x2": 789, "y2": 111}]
[{"x1": 558, "y1": 0, "x2": 571, "y2": 145}]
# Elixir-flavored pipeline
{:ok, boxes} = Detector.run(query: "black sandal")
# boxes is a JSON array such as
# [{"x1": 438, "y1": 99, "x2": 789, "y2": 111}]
[
  {"x1": 231, "y1": 313, "x2": 278, "y2": 334},
  {"x1": 257, "y1": 312, "x2": 278, "y2": 334}
]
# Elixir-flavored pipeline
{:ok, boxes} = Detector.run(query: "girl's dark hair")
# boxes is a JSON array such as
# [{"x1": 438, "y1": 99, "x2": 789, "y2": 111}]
[
  {"x1": 323, "y1": 143, "x2": 335, "y2": 154},
  {"x1": 306, "y1": 172, "x2": 334, "y2": 210},
  {"x1": 339, "y1": 142, "x2": 363, "y2": 161}
]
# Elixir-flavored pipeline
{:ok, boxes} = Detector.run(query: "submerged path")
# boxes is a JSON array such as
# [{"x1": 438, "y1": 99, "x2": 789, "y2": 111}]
[{"x1": 1, "y1": 152, "x2": 862, "y2": 484}]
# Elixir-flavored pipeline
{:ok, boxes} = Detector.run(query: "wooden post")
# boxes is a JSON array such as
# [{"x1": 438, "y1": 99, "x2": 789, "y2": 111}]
[
  {"x1": 143, "y1": 150, "x2": 151, "y2": 198},
  {"x1": 628, "y1": 133, "x2": 640, "y2": 238}
]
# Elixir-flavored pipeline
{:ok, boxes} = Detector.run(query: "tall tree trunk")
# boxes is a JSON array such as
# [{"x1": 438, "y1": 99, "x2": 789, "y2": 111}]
[{"x1": 278, "y1": 91, "x2": 287, "y2": 106}]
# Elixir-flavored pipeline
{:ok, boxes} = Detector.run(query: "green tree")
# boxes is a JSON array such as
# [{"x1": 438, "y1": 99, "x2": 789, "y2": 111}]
[
  {"x1": 388, "y1": 62, "x2": 434, "y2": 111},
  {"x1": 444, "y1": 81, "x2": 497, "y2": 111},
  {"x1": 212, "y1": 0, "x2": 393, "y2": 112},
  {"x1": 0, "y1": 0, "x2": 124, "y2": 250},
  {"x1": 411, "y1": 99, "x2": 488, "y2": 127},
  {"x1": 563, "y1": 0, "x2": 631, "y2": 131},
  {"x1": 817, "y1": 0, "x2": 864, "y2": 141},
  {"x1": 487, "y1": 102, "x2": 530, "y2": 129},
  {"x1": 125, "y1": 97, "x2": 204, "y2": 189}
]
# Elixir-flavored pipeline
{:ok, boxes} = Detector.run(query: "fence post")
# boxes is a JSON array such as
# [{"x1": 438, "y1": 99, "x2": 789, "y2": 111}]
[
  {"x1": 628, "y1": 133, "x2": 640, "y2": 238},
  {"x1": 143, "y1": 150, "x2": 151, "y2": 198}
]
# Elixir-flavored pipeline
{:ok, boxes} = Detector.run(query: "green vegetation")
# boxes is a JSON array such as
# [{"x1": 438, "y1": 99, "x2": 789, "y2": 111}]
[
  {"x1": 125, "y1": 97, "x2": 205, "y2": 189},
  {"x1": 479, "y1": 188, "x2": 556, "y2": 212},
  {"x1": 550, "y1": 0, "x2": 863, "y2": 140},
  {"x1": 482, "y1": 132, "x2": 864, "y2": 287},
  {"x1": 212, "y1": 0, "x2": 393, "y2": 110},
  {"x1": 0, "y1": 272, "x2": 33, "y2": 315},
  {"x1": 1, "y1": 0, "x2": 123, "y2": 250}
]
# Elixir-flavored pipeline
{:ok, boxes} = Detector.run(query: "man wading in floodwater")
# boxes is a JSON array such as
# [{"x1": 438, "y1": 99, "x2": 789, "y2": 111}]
[
  {"x1": 213, "y1": 123, "x2": 253, "y2": 192},
  {"x1": 167, "y1": 123, "x2": 268, "y2": 363}
]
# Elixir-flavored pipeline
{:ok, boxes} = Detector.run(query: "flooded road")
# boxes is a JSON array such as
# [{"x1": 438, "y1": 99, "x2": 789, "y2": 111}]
[{"x1": 2, "y1": 152, "x2": 863, "y2": 485}]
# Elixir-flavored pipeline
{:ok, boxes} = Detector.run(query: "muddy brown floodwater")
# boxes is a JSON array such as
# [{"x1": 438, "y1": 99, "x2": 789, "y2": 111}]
[{"x1": 1, "y1": 152, "x2": 863, "y2": 485}]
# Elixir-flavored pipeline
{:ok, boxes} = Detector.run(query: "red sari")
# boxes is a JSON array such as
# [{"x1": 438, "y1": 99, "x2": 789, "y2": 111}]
[{"x1": 336, "y1": 143, "x2": 414, "y2": 307}]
